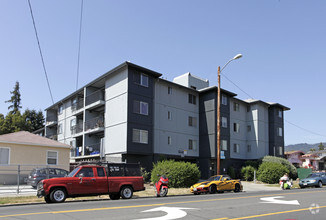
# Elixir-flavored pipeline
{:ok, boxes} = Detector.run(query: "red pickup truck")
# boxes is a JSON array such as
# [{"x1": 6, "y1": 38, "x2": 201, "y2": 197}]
[{"x1": 37, "y1": 163, "x2": 145, "y2": 203}]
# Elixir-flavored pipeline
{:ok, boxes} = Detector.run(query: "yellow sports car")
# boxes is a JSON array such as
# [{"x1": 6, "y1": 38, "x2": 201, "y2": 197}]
[{"x1": 190, "y1": 175, "x2": 243, "y2": 195}]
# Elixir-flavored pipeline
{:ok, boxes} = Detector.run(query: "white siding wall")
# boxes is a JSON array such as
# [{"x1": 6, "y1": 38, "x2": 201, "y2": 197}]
[
  {"x1": 105, "y1": 68, "x2": 128, "y2": 154},
  {"x1": 154, "y1": 80, "x2": 199, "y2": 157},
  {"x1": 230, "y1": 100, "x2": 269, "y2": 159}
]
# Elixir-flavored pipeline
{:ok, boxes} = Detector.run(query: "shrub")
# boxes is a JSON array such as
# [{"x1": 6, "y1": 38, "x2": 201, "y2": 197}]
[
  {"x1": 151, "y1": 160, "x2": 200, "y2": 188},
  {"x1": 241, "y1": 166, "x2": 256, "y2": 181},
  {"x1": 257, "y1": 162, "x2": 289, "y2": 184},
  {"x1": 140, "y1": 167, "x2": 150, "y2": 183},
  {"x1": 262, "y1": 156, "x2": 297, "y2": 180},
  {"x1": 244, "y1": 160, "x2": 260, "y2": 169}
]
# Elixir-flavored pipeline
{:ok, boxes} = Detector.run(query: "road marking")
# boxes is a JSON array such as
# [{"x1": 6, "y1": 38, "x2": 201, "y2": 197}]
[
  {"x1": 211, "y1": 205, "x2": 326, "y2": 220},
  {"x1": 134, "y1": 206, "x2": 196, "y2": 220},
  {"x1": 260, "y1": 196, "x2": 300, "y2": 205},
  {"x1": 0, "y1": 190, "x2": 324, "y2": 218}
]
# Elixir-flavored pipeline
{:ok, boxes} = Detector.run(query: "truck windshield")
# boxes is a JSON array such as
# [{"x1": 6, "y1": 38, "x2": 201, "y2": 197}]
[{"x1": 67, "y1": 167, "x2": 79, "y2": 177}]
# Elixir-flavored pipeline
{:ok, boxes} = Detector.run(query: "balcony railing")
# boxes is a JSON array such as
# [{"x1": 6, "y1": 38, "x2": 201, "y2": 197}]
[
  {"x1": 85, "y1": 90, "x2": 104, "y2": 106},
  {"x1": 48, "y1": 135, "x2": 58, "y2": 140},
  {"x1": 85, "y1": 116, "x2": 104, "y2": 131},
  {"x1": 71, "y1": 98, "x2": 84, "y2": 112},
  {"x1": 46, "y1": 115, "x2": 58, "y2": 123},
  {"x1": 85, "y1": 143, "x2": 101, "y2": 156},
  {"x1": 71, "y1": 123, "x2": 83, "y2": 135}
]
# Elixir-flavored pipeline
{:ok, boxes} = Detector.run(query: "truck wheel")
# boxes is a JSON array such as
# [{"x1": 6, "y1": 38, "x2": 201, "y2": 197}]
[
  {"x1": 120, "y1": 186, "x2": 133, "y2": 199},
  {"x1": 109, "y1": 193, "x2": 120, "y2": 200},
  {"x1": 50, "y1": 188, "x2": 66, "y2": 203},
  {"x1": 44, "y1": 195, "x2": 52, "y2": 203}
]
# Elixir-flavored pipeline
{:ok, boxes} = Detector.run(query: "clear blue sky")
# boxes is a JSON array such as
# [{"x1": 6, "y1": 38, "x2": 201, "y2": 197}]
[{"x1": 1, "y1": 0, "x2": 325, "y2": 145}]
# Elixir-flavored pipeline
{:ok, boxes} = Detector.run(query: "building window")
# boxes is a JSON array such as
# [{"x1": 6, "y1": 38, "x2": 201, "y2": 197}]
[
  {"x1": 247, "y1": 125, "x2": 251, "y2": 132},
  {"x1": 222, "y1": 117, "x2": 227, "y2": 128},
  {"x1": 140, "y1": 74, "x2": 148, "y2": 87},
  {"x1": 188, "y1": 116, "x2": 197, "y2": 127},
  {"x1": 222, "y1": 95, "x2": 227, "y2": 105},
  {"x1": 58, "y1": 123, "x2": 63, "y2": 134},
  {"x1": 168, "y1": 111, "x2": 172, "y2": 120},
  {"x1": 133, "y1": 100, "x2": 148, "y2": 115},
  {"x1": 278, "y1": 109, "x2": 283, "y2": 118},
  {"x1": 221, "y1": 140, "x2": 227, "y2": 151},
  {"x1": 47, "y1": 151, "x2": 58, "y2": 165},
  {"x1": 279, "y1": 146, "x2": 283, "y2": 155},
  {"x1": 233, "y1": 144, "x2": 240, "y2": 153},
  {"x1": 247, "y1": 145, "x2": 251, "y2": 152},
  {"x1": 234, "y1": 123, "x2": 240, "y2": 133},
  {"x1": 277, "y1": 127, "x2": 283, "y2": 137},
  {"x1": 233, "y1": 102, "x2": 240, "y2": 112},
  {"x1": 58, "y1": 104, "x2": 63, "y2": 115},
  {"x1": 188, "y1": 94, "x2": 196, "y2": 105},
  {"x1": 168, "y1": 87, "x2": 172, "y2": 94},
  {"x1": 134, "y1": 72, "x2": 149, "y2": 87},
  {"x1": 132, "y1": 129, "x2": 148, "y2": 144},
  {"x1": 0, "y1": 147, "x2": 10, "y2": 165},
  {"x1": 168, "y1": 136, "x2": 171, "y2": 145},
  {"x1": 189, "y1": 139, "x2": 197, "y2": 150}
]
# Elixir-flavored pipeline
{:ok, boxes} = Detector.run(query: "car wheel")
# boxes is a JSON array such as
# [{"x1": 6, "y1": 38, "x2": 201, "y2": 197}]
[
  {"x1": 109, "y1": 193, "x2": 120, "y2": 200},
  {"x1": 209, "y1": 185, "x2": 217, "y2": 194},
  {"x1": 50, "y1": 188, "x2": 66, "y2": 203},
  {"x1": 120, "y1": 186, "x2": 133, "y2": 199},
  {"x1": 318, "y1": 181, "x2": 323, "y2": 188},
  {"x1": 234, "y1": 184, "x2": 241, "y2": 193},
  {"x1": 160, "y1": 188, "x2": 168, "y2": 197}
]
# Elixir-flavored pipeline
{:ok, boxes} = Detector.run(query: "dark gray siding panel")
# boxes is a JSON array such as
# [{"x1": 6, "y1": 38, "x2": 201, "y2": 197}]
[
  {"x1": 127, "y1": 66, "x2": 155, "y2": 155},
  {"x1": 268, "y1": 107, "x2": 285, "y2": 157}
]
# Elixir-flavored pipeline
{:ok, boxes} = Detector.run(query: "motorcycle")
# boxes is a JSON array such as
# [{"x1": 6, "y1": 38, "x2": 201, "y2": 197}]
[{"x1": 154, "y1": 175, "x2": 169, "y2": 197}]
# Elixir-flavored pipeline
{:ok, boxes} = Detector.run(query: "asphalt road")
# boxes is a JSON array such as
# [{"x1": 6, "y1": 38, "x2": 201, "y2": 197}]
[{"x1": 0, "y1": 188, "x2": 325, "y2": 220}]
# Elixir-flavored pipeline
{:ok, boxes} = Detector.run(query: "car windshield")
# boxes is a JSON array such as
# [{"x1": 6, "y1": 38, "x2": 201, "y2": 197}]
[
  {"x1": 307, "y1": 173, "x2": 320, "y2": 178},
  {"x1": 208, "y1": 175, "x2": 221, "y2": 181},
  {"x1": 67, "y1": 167, "x2": 79, "y2": 177}
]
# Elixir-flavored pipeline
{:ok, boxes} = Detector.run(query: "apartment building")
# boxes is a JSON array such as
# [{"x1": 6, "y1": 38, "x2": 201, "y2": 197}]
[{"x1": 45, "y1": 62, "x2": 289, "y2": 178}]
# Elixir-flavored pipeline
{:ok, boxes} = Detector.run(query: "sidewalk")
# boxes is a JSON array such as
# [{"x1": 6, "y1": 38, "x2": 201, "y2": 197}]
[
  {"x1": 241, "y1": 181, "x2": 281, "y2": 192},
  {"x1": 0, "y1": 185, "x2": 37, "y2": 197}
]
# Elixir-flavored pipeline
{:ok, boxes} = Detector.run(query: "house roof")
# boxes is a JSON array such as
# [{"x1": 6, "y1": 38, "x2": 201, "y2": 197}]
[
  {"x1": 0, "y1": 131, "x2": 70, "y2": 149},
  {"x1": 285, "y1": 150, "x2": 305, "y2": 155}
]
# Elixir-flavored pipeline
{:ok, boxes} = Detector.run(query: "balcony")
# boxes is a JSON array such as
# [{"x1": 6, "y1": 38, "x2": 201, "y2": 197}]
[
  {"x1": 84, "y1": 142, "x2": 101, "y2": 156},
  {"x1": 85, "y1": 116, "x2": 104, "y2": 135},
  {"x1": 48, "y1": 134, "x2": 58, "y2": 140},
  {"x1": 72, "y1": 98, "x2": 84, "y2": 115},
  {"x1": 46, "y1": 115, "x2": 58, "y2": 127},
  {"x1": 71, "y1": 123, "x2": 83, "y2": 137},
  {"x1": 85, "y1": 90, "x2": 105, "y2": 110}
]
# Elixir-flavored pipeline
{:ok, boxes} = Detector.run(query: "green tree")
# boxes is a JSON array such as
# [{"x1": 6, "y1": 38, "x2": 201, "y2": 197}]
[
  {"x1": 22, "y1": 109, "x2": 44, "y2": 132},
  {"x1": 318, "y1": 143, "x2": 325, "y2": 151},
  {"x1": 6, "y1": 81, "x2": 22, "y2": 114},
  {"x1": 310, "y1": 148, "x2": 316, "y2": 152}
]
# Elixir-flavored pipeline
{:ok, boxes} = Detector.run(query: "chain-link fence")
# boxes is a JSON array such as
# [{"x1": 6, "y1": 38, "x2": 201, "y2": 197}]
[{"x1": 0, "y1": 164, "x2": 69, "y2": 194}]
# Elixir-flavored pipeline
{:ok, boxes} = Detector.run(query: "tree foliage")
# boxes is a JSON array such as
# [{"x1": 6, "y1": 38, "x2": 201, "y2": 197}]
[
  {"x1": 6, "y1": 81, "x2": 22, "y2": 114},
  {"x1": 0, "y1": 82, "x2": 44, "y2": 135},
  {"x1": 318, "y1": 142, "x2": 325, "y2": 151}
]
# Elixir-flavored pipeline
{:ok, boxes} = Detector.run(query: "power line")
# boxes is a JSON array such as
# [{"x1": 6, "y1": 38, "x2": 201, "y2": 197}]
[
  {"x1": 76, "y1": 0, "x2": 84, "y2": 91},
  {"x1": 27, "y1": 0, "x2": 54, "y2": 104},
  {"x1": 220, "y1": 72, "x2": 326, "y2": 139},
  {"x1": 285, "y1": 120, "x2": 326, "y2": 138}
]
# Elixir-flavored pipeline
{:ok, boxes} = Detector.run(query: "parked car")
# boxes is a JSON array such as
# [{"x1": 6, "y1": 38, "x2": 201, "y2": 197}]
[
  {"x1": 27, "y1": 168, "x2": 69, "y2": 188},
  {"x1": 190, "y1": 175, "x2": 242, "y2": 195},
  {"x1": 299, "y1": 172, "x2": 326, "y2": 188}
]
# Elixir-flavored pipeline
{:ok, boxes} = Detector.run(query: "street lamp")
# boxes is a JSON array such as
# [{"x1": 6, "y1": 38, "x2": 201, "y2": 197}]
[{"x1": 217, "y1": 54, "x2": 242, "y2": 175}]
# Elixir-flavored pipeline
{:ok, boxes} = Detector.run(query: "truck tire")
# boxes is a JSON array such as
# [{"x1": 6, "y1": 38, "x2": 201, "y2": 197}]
[
  {"x1": 109, "y1": 193, "x2": 120, "y2": 200},
  {"x1": 44, "y1": 195, "x2": 52, "y2": 203},
  {"x1": 50, "y1": 188, "x2": 67, "y2": 203},
  {"x1": 120, "y1": 186, "x2": 133, "y2": 199}
]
